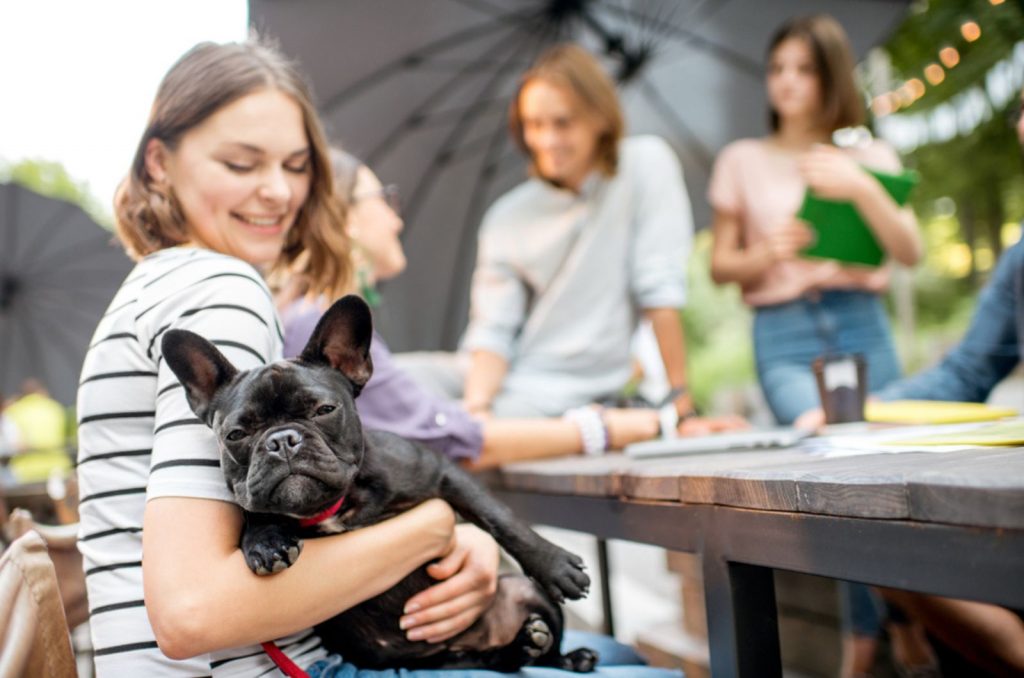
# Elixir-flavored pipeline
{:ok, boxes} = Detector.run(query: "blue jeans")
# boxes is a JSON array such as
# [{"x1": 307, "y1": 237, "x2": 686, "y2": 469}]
[
  {"x1": 753, "y1": 290, "x2": 902, "y2": 426},
  {"x1": 754, "y1": 290, "x2": 901, "y2": 638},
  {"x1": 305, "y1": 630, "x2": 682, "y2": 677}
]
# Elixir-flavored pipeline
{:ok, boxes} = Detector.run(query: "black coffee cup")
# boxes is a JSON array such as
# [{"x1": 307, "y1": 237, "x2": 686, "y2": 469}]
[{"x1": 812, "y1": 353, "x2": 867, "y2": 424}]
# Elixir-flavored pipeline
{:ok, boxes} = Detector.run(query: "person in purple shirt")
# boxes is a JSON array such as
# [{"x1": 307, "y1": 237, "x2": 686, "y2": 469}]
[{"x1": 280, "y1": 150, "x2": 746, "y2": 471}]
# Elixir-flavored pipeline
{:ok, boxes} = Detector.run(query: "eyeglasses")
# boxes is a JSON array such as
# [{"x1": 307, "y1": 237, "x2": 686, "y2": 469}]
[{"x1": 352, "y1": 184, "x2": 400, "y2": 215}]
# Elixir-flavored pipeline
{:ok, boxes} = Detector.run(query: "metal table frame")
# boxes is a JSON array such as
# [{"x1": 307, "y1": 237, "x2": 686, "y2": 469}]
[{"x1": 493, "y1": 490, "x2": 1024, "y2": 678}]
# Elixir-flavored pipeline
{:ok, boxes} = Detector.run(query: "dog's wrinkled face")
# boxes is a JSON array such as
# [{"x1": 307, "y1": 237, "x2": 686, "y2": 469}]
[
  {"x1": 162, "y1": 295, "x2": 374, "y2": 519},
  {"x1": 208, "y1": 361, "x2": 363, "y2": 516}
]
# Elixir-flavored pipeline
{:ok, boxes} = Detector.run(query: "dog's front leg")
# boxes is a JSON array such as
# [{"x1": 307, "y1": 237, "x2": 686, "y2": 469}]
[
  {"x1": 241, "y1": 512, "x2": 303, "y2": 575},
  {"x1": 438, "y1": 465, "x2": 589, "y2": 603}
]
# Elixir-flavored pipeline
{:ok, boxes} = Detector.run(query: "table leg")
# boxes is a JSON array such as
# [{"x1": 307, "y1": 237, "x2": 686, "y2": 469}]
[
  {"x1": 703, "y1": 551, "x2": 781, "y2": 678},
  {"x1": 596, "y1": 537, "x2": 615, "y2": 636}
]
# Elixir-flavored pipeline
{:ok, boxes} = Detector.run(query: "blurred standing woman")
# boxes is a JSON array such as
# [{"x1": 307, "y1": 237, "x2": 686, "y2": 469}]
[
  {"x1": 707, "y1": 15, "x2": 922, "y2": 677},
  {"x1": 709, "y1": 14, "x2": 922, "y2": 427}
]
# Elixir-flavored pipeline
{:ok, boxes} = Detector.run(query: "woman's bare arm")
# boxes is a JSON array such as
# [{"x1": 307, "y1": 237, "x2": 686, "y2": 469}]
[
  {"x1": 710, "y1": 210, "x2": 809, "y2": 287},
  {"x1": 143, "y1": 496, "x2": 455, "y2": 659}
]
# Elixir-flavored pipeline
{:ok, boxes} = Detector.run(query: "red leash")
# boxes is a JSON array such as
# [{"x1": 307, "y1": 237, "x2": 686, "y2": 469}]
[
  {"x1": 261, "y1": 641, "x2": 310, "y2": 677},
  {"x1": 262, "y1": 496, "x2": 345, "y2": 675}
]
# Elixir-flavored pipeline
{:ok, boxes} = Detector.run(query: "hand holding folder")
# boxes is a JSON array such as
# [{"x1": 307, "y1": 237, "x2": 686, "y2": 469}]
[{"x1": 797, "y1": 167, "x2": 920, "y2": 267}]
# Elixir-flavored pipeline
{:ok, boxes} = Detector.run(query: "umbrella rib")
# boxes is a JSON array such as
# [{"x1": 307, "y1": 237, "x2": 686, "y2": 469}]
[
  {"x1": 411, "y1": 57, "x2": 536, "y2": 72},
  {"x1": 590, "y1": 0, "x2": 761, "y2": 77},
  {"x1": 322, "y1": 13, "x2": 529, "y2": 116},
  {"x1": 16, "y1": 302, "x2": 51, "y2": 396},
  {"x1": 365, "y1": 24, "x2": 527, "y2": 167},
  {"x1": 19, "y1": 202, "x2": 83, "y2": 266},
  {"x1": 26, "y1": 283, "x2": 118, "y2": 310},
  {"x1": 23, "y1": 267, "x2": 128, "y2": 288},
  {"x1": 636, "y1": 77, "x2": 715, "y2": 171},
  {"x1": 25, "y1": 299, "x2": 92, "y2": 356},
  {"x1": 399, "y1": 24, "x2": 548, "y2": 233},
  {"x1": 21, "y1": 232, "x2": 117, "y2": 275},
  {"x1": 1, "y1": 185, "x2": 19, "y2": 273},
  {"x1": 440, "y1": 106, "x2": 518, "y2": 347},
  {"x1": 0, "y1": 310, "x2": 12, "y2": 390},
  {"x1": 414, "y1": 97, "x2": 510, "y2": 130},
  {"x1": 445, "y1": 0, "x2": 514, "y2": 20}
]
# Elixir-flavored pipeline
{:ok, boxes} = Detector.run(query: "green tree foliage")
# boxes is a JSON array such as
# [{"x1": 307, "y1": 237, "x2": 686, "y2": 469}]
[
  {"x1": 882, "y1": 0, "x2": 1024, "y2": 264},
  {"x1": 0, "y1": 158, "x2": 111, "y2": 228}
]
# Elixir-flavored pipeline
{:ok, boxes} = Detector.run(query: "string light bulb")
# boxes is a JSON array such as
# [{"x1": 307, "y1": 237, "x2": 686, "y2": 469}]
[
  {"x1": 939, "y1": 46, "x2": 960, "y2": 68},
  {"x1": 906, "y1": 78, "x2": 926, "y2": 100},
  {"x1": 924, "y1": 63, "x2": 945, "y2": 85},
  {"x1": 961, "y1": 21, "x2": 981, "y2": 42}
]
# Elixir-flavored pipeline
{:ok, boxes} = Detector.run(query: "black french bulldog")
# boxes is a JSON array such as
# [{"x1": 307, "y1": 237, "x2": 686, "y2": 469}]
[{"x1": 161, "y1": 295, "x2": 597, "y2": 672}]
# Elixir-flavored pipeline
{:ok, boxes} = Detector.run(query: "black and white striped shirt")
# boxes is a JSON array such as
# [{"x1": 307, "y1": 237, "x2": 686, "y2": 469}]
[{"x1": 77, "y1": 247, "x2": 326, "y2": 676}]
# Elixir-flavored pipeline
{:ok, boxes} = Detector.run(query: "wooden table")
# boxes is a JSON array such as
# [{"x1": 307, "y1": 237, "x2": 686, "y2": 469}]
[{"x1": 486, "y1": 447, "x2": 1024, "y2": 678}]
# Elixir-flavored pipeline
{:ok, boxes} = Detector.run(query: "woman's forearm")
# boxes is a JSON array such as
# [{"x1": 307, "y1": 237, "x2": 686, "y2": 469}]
[
  {"x1": 710, "y1": 211, "x2": 775, "y2": 287},
  {"x1": 711, "y1": 238, "x2": 775, "y2": 286},
  {"x1": 462, "y1": 350, "x2": 509, "y2": 414},
  {"x1": 144, "y1": 497, "x2": 453, "y2": 659},
  {"x1": 852, "y1": 179, "x2": 922, "y2": 266},
  {"x1": 471, "y1": 419, "x2": 582, "y2": 469}
]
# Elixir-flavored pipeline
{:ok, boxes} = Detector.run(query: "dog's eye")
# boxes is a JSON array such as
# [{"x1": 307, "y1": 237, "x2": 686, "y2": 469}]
[
  {"x1": 315, "y1": 404, "x2": 336, "y2": 417},
  {"x1": 226, "y1": 429, "x2": 247, "y2": 442}
]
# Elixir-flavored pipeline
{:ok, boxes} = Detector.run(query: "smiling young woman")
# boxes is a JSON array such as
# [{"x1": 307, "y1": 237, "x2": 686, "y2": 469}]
[{"x1": 78, "y1": 39, "x2": 464, "y2": 677}]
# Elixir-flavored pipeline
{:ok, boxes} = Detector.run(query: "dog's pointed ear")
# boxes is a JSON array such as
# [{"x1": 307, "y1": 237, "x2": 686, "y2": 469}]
[
  {"x1": 162, "y1": 329, "x2": 238, "y2": 423},
  {"x1": 298, "y1": 295, "x2": 373, "y2": 395}
]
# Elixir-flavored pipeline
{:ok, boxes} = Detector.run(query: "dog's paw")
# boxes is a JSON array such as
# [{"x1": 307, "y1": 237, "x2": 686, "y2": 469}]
[
  {"x1": 520, "y1": 613, "x2": 555, "y2": 659},
  {"x1": 242, "y1": 527, "x2": 303, "y2": 575},
  {"x1": 560, "y1": 647, "x2": 598, "y2": 673},
  {"x1": 535, "y1": 548, "x2": 590, "y2": 602}
]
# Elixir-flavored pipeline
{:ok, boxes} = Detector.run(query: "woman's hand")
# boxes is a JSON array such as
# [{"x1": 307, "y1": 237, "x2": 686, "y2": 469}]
[
  {"x1": 760, "y1": 218, "x2": 815, "y2": 264},
  {"x1": 678, "y1": 414, "x2": 750, "y2": 437},
  {"x1": 794, "y1": 407, "x2": 826, "y2": 432},
  {"x1": 799, "y1": 145, "x2": 872, "y2": 202},
  {"x1": 603, "y1": 408, "x2": 660, "y2": 449},
  {"x1": 399, "y1": 524, "x2": 500, "y2": 644}
]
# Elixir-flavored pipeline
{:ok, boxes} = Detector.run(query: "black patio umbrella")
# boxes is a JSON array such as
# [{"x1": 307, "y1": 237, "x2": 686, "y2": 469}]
[
  {"x1": 250, "y1": 0, "x2": 909, "y2": 351},
  {"x1": 0, "y1": 183, "x2": 133, "y2": 406}
]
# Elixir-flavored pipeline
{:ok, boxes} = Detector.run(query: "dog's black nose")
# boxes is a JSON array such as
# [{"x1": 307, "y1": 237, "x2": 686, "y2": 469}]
[{"x1": 265, "y1": 429, "x2": 303, "y2": 458}]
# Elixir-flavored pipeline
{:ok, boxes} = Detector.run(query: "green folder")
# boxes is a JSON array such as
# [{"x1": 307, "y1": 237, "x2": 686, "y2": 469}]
[{"x1": 797, "y1": 168, "x2": 920, "y2": 267}]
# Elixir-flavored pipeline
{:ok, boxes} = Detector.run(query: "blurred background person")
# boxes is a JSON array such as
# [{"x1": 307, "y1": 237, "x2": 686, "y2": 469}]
[
  {"x1": 280, "y1": 150, "x2": 746, "y2": 469},
  {"x1": 396, "y1": 44, "x2": 700, "y2": 426},
  {"x1": 3, "y1": 378, "x2": 70, "y2": 484},
  {"x1": 707, "y1": 14, "x2": 922, "y2": 677}
]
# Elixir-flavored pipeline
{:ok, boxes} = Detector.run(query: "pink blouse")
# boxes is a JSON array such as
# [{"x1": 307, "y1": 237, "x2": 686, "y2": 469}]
[{"x1": 708, "y1": 138, "x2": 903, "y2": 307}]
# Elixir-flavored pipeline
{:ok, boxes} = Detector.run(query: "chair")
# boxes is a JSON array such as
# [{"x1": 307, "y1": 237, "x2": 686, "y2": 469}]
[
  {"x1": 3, "y1": 509, "x2": 87, "y2": 630},
  {"x1": 0, "y1": 530, "x2": 77, "y2": 677}
]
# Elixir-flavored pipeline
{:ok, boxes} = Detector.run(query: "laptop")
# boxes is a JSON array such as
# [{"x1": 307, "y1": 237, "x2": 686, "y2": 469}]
[{"x1": 624, "y1": 427, "x2": 811, "y2": 459}]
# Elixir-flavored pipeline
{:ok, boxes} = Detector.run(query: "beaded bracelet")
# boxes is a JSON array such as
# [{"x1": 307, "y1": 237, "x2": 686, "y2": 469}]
[{"x1": 563, "y1": 406, "x2": 608, "y2": 456}]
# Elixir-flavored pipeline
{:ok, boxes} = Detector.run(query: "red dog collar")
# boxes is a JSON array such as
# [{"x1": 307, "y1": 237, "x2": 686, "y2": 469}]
[{"x1": 298, "y1": 496, "x2": 345, "y2": 527}]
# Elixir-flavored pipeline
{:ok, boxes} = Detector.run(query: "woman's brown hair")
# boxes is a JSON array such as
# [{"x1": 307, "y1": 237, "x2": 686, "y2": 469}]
[
  {"x1": 115, "y1": 38, "x2": 352, "y2": 299},
  {"x1": 508, "y1": 43, "x2": 624, "y2": 179},
  {"x1": 766, "y1": 15, "x2": 865, "y2": 134}
]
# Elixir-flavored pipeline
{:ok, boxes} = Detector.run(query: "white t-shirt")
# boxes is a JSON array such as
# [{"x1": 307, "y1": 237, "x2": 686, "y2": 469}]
[{"x1": 77, "y1": 246, "x2": 326, "y2": 676}]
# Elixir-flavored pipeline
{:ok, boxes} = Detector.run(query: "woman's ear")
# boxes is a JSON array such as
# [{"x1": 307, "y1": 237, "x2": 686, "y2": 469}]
[{"x1": 144, "y1": 138, "x2": 170, "y2": 185}]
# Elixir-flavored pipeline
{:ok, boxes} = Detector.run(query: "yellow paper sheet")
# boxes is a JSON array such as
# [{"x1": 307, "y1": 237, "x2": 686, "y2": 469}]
[
  {"x1": 866, "y1": 400, "x2": 1017, "y2": 425},
  {"x1": 880, "y1": 419, "x2": 1024, "y2": 447}
]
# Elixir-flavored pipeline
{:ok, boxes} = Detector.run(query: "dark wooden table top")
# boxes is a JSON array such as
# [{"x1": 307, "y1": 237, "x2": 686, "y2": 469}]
[{"x1": 493, "y1": 446, "x2": 1024, "y2": 530}]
